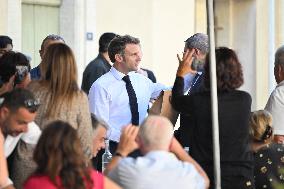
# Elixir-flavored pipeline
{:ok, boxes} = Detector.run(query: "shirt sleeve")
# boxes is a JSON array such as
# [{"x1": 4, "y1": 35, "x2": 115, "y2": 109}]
[
  {"x1": 150, "y1": 82, "x2": 170, "y2": 100},
  {"x1": 265, "y1": 89, "x2": 284, "y2": 135},
  {"x1": 88, "y1": 82, "x2": 110, "y2": 124},
  {"x1": 21, "y1": 122, "x2": 41, "y2": 145}
]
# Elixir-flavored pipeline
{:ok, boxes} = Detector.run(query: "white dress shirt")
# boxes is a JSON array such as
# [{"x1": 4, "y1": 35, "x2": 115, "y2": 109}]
[
  {"x1": 88, "y1": 67, "x2": 167, "y2": 142},
  {"x1": 2, "y1": 121, "x2": 41, "y2": 189},
  {"x1": 265, "y1": 80, "x2": 284, "y2": 135},
  {"x1": 4, "y1": 121, "x2": 41, "y2": 157},
  {"x1": 108, "y1": 151, "x2": 206, "y2": 189}
]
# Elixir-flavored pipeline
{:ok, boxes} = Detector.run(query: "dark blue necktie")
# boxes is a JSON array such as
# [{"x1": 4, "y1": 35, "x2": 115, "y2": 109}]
[{"x1": 122, "y1": 75, "x2": 139, "y2": 126}]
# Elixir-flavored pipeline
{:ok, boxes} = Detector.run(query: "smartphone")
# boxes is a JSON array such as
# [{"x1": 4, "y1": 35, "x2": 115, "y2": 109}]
[{"x1": 15, "y1": 65, "x2": 29, "y2": 84}]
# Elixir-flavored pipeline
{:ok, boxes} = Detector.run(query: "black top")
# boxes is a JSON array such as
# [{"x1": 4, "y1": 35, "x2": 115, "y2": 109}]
[
  {"x1": 171, "y1": 77, "x2": 254, "y2": 189},
  {"x1": 254, "y1": 143, "x2": 284, "y2": 189},
  {"x1": 141, "y1": 68, "x2": 157, "y2": 83},
  {"x1": 175, "y1": 73, "x2": 204, "y2": 146},
  {"x1": 81, "y1": 53, "x2": 111, "y2": 94}
]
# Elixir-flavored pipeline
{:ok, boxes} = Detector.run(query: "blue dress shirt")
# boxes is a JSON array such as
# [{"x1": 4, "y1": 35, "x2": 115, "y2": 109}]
[{"x1": 30, "y1": 66, "x2": 41, "y2": 80}]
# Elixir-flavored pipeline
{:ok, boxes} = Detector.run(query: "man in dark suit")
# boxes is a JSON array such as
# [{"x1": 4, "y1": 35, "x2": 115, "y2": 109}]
[
  {"x1": 81, "y1": 32, "x2": 117, "y2": 94},
  {"x1": 174, "y1": 33, "x2": 209, "y2": 147}
]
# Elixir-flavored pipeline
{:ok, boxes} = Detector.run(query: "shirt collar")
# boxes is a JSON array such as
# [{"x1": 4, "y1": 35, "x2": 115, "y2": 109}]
[
  {"x1": 110, "y1": 67, "x2": 127, "y2": 80},
  {"x1": 276, "y1": 80, "x2": 284, "y2": 88},
  {"x1": 144, "y1": 150, "x2": 176, "y2": 159}
]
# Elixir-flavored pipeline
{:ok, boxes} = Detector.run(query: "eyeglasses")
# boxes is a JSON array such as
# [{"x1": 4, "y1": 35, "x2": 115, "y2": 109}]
[{"x1": 24, "y1": 99, "x2": 40, "y2": 113}]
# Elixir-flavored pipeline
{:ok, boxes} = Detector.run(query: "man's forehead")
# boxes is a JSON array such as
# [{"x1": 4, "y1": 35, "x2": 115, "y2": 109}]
[
  {"x1": 0, "y1": 44, "x2": 13, "y2": 52},
  {"x1": 125, "y1": 43, "x2": 141, "y2": 52},
  {"x1": 13, "y1": 107, "x2": 35, "y2": 119}
]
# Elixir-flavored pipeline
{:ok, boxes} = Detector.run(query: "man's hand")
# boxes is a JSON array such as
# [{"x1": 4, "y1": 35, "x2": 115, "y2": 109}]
[
  {"x1": 104, "y1": 125, "x2": 139, "y2": 175},
  {"x1": 116, "y1": 125, "x2": 139, "y2": 157},
  {"x1": 176, "y1": 49, "x2": 197, "y2": 77}
]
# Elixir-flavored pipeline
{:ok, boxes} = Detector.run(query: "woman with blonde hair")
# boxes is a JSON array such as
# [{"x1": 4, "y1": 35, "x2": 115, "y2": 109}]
[
  {"x1": 24, "y1": 121, "x2": 121, "y2": 189},
  {"x1": 11, "y1": 43, "x2": 93, "y2": 188},
  {"x1": 250, "y1": 110, "x2": 284, "y2": 189}
]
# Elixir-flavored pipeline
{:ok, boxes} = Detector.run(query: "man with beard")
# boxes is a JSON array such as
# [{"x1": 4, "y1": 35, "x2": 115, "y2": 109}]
[
  {"x1": 174, "y1": 33, "x2": 209, "y2": 147},
  {"x1": 0, "y1": 88, "x2": 40, "y2": 189}
]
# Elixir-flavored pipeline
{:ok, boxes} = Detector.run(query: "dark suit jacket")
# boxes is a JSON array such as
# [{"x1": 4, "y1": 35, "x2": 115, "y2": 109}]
[
  {"x1": 81, "y1": 53, "x2": 111, "y2": 94},
  {"x1": 171, "y1": 77, "x2": 254, "y2": 189},
  {"x1": 141, "y1": 68, "x2": 156, "y2": 83}
]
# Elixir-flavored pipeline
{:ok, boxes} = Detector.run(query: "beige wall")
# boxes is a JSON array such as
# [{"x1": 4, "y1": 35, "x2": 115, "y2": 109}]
[
  {"x1": 0, "y1": 0, "x2": 8, "y2": 34},
  {"x1": 0, "y1": 0, "x2": 21, "y2": 51},
  {"x1": 94, "y1": 0, "x2": 195, "y2": 85},
  {"x1": 1, "y1": 0, "x2": 284, "y2": 110}
]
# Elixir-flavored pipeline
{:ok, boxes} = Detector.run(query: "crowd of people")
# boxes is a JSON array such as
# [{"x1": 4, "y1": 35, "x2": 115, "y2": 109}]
[{"x1": 0, "y1": 32, "x2": 284, "y2": 189}]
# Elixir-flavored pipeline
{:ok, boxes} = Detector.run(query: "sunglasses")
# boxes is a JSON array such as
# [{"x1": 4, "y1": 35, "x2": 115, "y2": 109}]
[{"x1": 24, "y1": 99, "x2": 40, "y2": 113}]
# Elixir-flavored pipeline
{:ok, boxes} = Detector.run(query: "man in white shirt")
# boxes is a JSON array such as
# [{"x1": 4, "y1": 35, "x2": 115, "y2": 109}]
[
  {"x1": 88, "y1": 35, "x2": 167, "y2": 154},
  {"x1": 105, "y1": 115, "x2": 209, "y2": 189},
  {"x1": 265, "y1": 45, "x2": 284, "y2": 143},
  {"x1": 0, "y1": 88, "x2": 41, "y2": 189}
]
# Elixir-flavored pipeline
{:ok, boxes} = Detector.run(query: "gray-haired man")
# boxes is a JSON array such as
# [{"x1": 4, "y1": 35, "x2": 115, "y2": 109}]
[
  {"x1": 105, "y1": 115, "x2": 209, "y2": 189},
  {"x1": 174, "y1": 33, "x2": 209, "y2": 147}
]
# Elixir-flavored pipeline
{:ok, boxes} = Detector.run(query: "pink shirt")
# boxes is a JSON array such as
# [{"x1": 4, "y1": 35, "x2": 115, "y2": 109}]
[{"x1": 23, "y1": 169, "x2": 103, "y2": 189}]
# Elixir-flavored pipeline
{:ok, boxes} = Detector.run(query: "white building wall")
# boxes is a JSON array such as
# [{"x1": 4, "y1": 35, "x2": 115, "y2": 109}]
[
  {"x1": 0, "y1": 0, "x2": 21, "y2": 51},
  {"x1": 1, "y1": 0, "x2": 284, "y2": 110},
  {"x1": 93, "y1": 0, "x2": 195, "y2": 85}
]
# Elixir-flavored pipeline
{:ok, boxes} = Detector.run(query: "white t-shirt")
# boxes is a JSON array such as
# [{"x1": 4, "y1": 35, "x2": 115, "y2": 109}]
[{"x1": 265, "y1": 80, "x2": 284, "y2": 135}]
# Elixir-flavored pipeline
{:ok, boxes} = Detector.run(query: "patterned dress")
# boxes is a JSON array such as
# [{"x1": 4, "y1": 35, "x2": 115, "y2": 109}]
[
  {"x1": 254, "y1": 143, "x2": 284, "y2": 189},
  {"x1": 10, "y1": 81, "x2": 93, "y2": 189}
]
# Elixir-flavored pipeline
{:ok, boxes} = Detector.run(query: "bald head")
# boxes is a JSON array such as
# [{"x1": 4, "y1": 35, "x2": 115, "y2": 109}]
[{"x1": 138, "y1": 115, "x2": 173, "y2": 151}]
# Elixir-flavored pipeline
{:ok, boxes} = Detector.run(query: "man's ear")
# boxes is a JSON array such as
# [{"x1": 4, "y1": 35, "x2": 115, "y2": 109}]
[
  {"x1": 115, "y1": 54, "x2": 123, "y2": 63},
  {"x1": 279, "y1": 64, "x2": 284, "y2": 73},
  {"x1": 0, "y1": 107, "x2": 10, "y2": 119},
  {"x1": 277, "y1": 64, "x2": 283, "y2": 78}
]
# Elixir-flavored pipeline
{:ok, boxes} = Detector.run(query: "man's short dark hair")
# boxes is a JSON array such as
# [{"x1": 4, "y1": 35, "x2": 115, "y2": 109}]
[
  {"x1": 108, "y1": 35, "x2": 140, "y2": 63},
  {"x1": 274, "y1": 45, "x2": 284, "y2": 67},
  {"x1": 0, "y1": 88, "x2": 39, "y2": 113},
  {"x1": 99, "y1": 32, "x2": 117, "y2": 53},
  {"x1": 0, "y1": 35, "x2": 13, "y2": 48},
  {"x1": 40, "y1": 34, "x2": 65, "y2": 51},
  {"x1": 0, "y1": 51, "x2": 30, "y2": 83}
]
